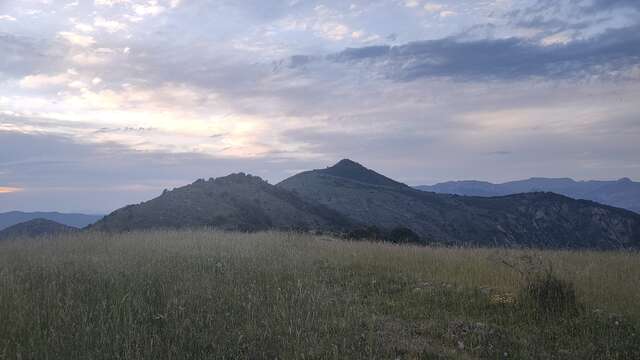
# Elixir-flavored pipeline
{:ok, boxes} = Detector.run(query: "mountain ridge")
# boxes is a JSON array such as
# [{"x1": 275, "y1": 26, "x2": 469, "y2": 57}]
[
  {"x1": 0, "y1": 218, "x2": 77, "y2": 240},
  {"x1": 278, "y1": 160, "x2": 640, "y2": 249},
  {"x1": 85, "y1": 159, "x2": 640, "y2": 249},
  {"x1": 416, "y1": 177, "x2": 640, "y2": 213},
  {"x1": 0, "y1": 211, "x2": 103, "y2": 231},
  {"x1": 90, "y1": 173, "x2": 354, "y2": 233}
]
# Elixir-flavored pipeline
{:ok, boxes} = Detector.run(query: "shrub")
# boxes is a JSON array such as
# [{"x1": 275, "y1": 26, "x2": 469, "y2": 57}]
[
  {"x1": 387, "y1": 227, "x2": 422, "y2": 245},
  {"x1": 346, "y1": 226, "x2": 385, "y2": 241},
  {"x1": 519, "y1": 269, "x2": 580, "y2": 317}
]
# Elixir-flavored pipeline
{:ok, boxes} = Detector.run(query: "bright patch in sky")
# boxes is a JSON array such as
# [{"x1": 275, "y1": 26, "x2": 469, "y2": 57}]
[{"x1": 0, "y1": 187, "x2": 22, "y2": 194}]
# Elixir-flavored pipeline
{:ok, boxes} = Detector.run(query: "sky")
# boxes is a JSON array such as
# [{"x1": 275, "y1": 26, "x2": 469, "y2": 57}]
[{"x1": 1, "y1": 0, "x2": 639, "y2": 213}]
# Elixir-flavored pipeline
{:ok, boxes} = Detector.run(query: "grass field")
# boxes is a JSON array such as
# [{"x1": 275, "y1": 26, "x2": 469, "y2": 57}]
[{"x1": 0, "y1": 230, "x2": 639, "y2": 359}]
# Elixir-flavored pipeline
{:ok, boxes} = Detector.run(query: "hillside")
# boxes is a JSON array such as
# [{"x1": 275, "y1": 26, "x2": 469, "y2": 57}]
[
  {"x1": 278, "y1": 160, "x2": 640, "y2": 249},
  {"x1": 91, "y1": 173, "x2": 353, "y2": 232},
  {"x1": 0, "y1": 211, "x2": 103, "y2": 230},
  {"x1": 0, "y1": 218, "x2": 77, "y2": 240},
  {"x1": 417, "y1": 177, "x2": 640, "y2": 213}
]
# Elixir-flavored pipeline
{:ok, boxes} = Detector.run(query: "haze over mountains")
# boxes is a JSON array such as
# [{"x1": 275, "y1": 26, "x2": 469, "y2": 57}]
[
  {"x1": 90, "y1": 159, "x2": 640, "y2": 250},
  {"x1": 416, "y1": 178, "x2": 640, "y2": 214}
]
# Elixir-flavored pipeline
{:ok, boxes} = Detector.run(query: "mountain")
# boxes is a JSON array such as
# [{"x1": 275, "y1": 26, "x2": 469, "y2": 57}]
[
  {"x1": 278, "y1": 159, "x2": 640, "y2": 249},
  {"x1": 0, "y1": 211, "x2": 103, "y2": 231},
  {"x1": 88, "y1": 159, "x2": 640, "y2": 249},
  {"x1": 91, "y1": 173, "x2": 353, "y2": 232},
  {"x1": 416, "y1": 177, "x2": 640, "y2": 213},
  {"x1": 0, "y1": 219, "x2": 77, "y2": 240}
]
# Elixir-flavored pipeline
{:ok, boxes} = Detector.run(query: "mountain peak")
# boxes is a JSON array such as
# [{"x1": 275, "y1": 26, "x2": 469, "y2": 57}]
[
  {"x1": 319, "y1": 159, "x2": 407, "y2": 188},
  {"x1": 330, "y1": 158, "x2": 367, "y2": 170}
]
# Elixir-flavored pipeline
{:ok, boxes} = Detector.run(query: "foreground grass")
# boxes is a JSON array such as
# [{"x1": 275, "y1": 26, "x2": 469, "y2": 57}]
[{"x1": 0, "y1": 230, "x2": 638, "y2": 359}]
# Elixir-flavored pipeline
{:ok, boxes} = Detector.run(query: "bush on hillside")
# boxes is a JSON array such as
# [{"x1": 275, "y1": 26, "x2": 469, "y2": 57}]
[
  {"x1": 345, "y1": 226, "x2": 424, "y2": 245},
  {"x1": 346, "y1": 226, "x2": 386, "y2": 241},
  {"x1": 519, "y1": 268, "x2": 580, "y2": 317},
  {"x1": 387, "y1": 227, "x2": 422, "y2": 245}
]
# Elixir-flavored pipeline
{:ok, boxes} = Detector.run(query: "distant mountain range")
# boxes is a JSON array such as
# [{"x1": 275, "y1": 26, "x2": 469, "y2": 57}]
[
  {"x1": 416, "y1": 178, "x2": 640, "y2": 213},
  {"x1": 0, "y1": 218, "x2": 77, "y2": 240},
  {"x1": 91, "y1": 159, "x2": 640, "y2": 250},
  {"x1": 0, "y1": 211, "x2": 103, "y2": 231}
]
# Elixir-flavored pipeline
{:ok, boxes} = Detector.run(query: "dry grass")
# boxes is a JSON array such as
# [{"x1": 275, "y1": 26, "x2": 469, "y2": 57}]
[{"x1": 0, "y1": 230, "x2": 638, "y2": 359}]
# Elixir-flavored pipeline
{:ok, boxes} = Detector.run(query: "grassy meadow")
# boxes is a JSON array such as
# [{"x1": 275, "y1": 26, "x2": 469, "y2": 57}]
[{"x1": 0, "y1": 230, "x2": 639, "y2": 359}]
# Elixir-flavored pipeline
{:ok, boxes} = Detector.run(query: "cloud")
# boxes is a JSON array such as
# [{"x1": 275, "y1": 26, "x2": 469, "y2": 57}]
[
  {"x1": 506, "y1": 0, "x2": 640, "y2": 40},
  {"x1": 0, "y1": 34, "x2": 66, "y2": 78},
  {"x1": 424, "y1": 3, "x2": 444, "y2": 12},
  {"x1": 74, "y1": 23, "x2": 95, "y2": 32},
  {"x1": 58, "y1": 31, "x2": 96, "y2": 47},
  {"x1": 70, "y1": 50, "x2": 112, "y2": 65},
  {"x1": 582, "y1": 0, "x2": 640, "y2": 13},
  {"x1": 19, "y1": 73, "x2": 69, "y2": 89},
  {"x1": 0, "y1": 15, "x2": 17, "y2": 21},
  {"x1": 94, "y1": 0, "x2": 130, "y2": 6},
  {"x1": 327, "y1": 24, "x2": 640, "y2": 81},
  {"x1": 94, "y1": 17, "x2": 127, "y2": 33},
  {"x1": 405, "y1": 0, "x2": 420, "y2": 8},
  {"x1": 133, "y1": 2, "x2": 166, "y2": 16},
  {"x1": 1, "y1": 0, "x2": 640, "y2": 212},
  {"x1": 318, "y1": 23, "x2": 350, "y2": 40}
]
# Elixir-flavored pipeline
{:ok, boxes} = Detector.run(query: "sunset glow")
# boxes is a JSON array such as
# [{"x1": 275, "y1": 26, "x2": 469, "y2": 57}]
[{"x1": 0, "y1": 187, "x2": 22, "y2": 194}]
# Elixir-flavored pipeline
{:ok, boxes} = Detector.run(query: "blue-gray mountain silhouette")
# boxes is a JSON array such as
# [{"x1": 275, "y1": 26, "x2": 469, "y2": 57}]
[
  {"x1": 416, "y1": 177, "x2": 640, "y2": 213},
  {"x1": 93, "y1": 159, "x2": 640, "y2": 249},
  {"x1": 0, "y1": 211, "x2": 102, "y2": 231},
  {"x1": 91, "y1": 173, "x2": 352, "y2": 233},
  {"x1": 0, "y1": 218, "x2": 77, "y2": 240}
]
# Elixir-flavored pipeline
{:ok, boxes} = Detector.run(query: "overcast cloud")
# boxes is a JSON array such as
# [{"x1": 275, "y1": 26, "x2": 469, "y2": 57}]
[{"x1": 1, "y1": 0, "x2": 639, "y2": 213}]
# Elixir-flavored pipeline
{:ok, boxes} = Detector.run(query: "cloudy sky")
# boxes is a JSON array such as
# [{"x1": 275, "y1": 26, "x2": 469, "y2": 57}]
[{"x1": 1, "y1": 0, "x2": 639, "y2": 213}]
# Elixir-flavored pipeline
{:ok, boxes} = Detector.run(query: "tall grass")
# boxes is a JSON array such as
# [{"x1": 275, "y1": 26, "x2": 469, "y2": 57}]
[{"x1": 0, "y1": 230, "x2": 638, "y2": 359}]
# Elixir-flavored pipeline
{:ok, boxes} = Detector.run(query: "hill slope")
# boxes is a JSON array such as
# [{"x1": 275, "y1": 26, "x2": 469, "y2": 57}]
[
  {"x1": 91, "y1": 173, "x2": 353, "y2": 232},
  {"x1": 278, "y1": 160, "x2": 640, "y2": 249},
  {"x1": 417, "y1": 177, "x2": 640, "y2": 213},
  {"x1": 0, "y1": 211, "x2": 103, "y2": 230},
  {"x1": 0, "y1": 219, "x2": 77, "y2": 240}
]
